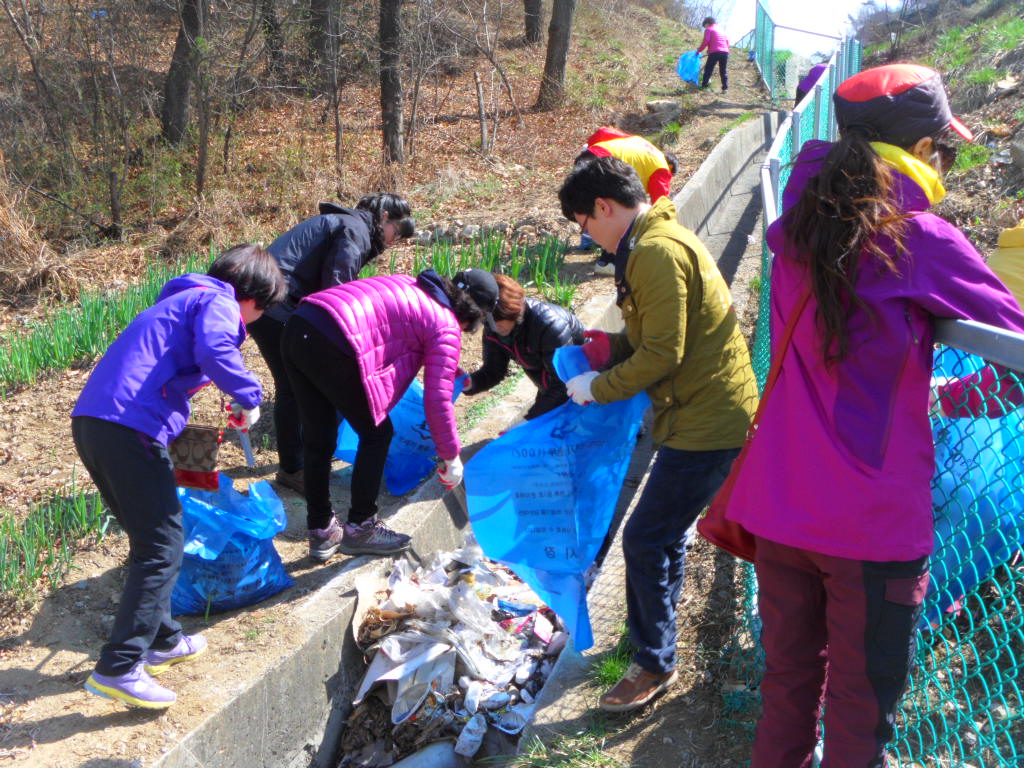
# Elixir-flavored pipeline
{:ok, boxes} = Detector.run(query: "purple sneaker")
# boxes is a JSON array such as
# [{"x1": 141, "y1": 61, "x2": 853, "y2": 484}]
[
  {"x1": 339, "y1": 518, "x2": 412, "y2": 556},
  {"x1": 308, "y1": 516, "x2": 344, "y2": 562},
  {"x1": 85, "y1": 663, "x2": 176, "y2": 709},
  {"x1": 144, "y1": 634, "x2": 207, "y2": 676}
]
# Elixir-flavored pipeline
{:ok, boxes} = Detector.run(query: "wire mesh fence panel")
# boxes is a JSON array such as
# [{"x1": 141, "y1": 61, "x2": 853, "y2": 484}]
[{"x1": 892, "y1": 346, "x2": 1024, "y2": 767}]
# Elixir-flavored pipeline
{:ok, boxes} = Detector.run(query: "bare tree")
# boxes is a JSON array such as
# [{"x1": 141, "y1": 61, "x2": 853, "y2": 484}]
[
  {"x1": 535, "y1": 0, "x2": 576, "y2": 110},
  {"x1": 524, "y1": 0, "x2": 543, "y2": 43},
  {"x1": 259, "y1": 0, "x2": 284, "y2": 77},
  {"x1": 380, "y1": 0, "x2": 404, "y2": 163},
  {"x1": 161, "y1": 0, "x2": 208, "y2": 145}
]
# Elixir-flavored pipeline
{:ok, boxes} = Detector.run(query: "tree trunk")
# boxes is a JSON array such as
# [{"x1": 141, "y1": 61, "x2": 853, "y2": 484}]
[
  {"x1": 308, "y1": 0, "x2": 336, "y2": 95},
  {"x1": 524, "y1": 0, "x2": 543, "y2": 44},
  {"x1": 161, "y1": 0, "x2": 206, "y2": 145},
  {"x1": 260, "y1": 0, "x2": 284, "y2": 76},
  {"x1": 380, "y1": 0, "x2": 404, "y2": 164},
  {"x1": 535, "y1": 0, "x2": 576, "y2": 110}
]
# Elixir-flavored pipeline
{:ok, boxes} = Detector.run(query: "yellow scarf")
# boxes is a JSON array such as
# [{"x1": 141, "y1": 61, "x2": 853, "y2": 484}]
[{"x1": 870, "y1": 141, "x2": 946, "y2": 205}]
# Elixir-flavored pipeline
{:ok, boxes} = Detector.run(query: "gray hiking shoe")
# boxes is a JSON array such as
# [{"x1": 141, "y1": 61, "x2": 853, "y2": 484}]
[
  {"x1": 340, "y1": 518, "x2": 412, "y2": 556},
  {"x1": 308, "y1": 517, "x2": 344, "y2": 563}
]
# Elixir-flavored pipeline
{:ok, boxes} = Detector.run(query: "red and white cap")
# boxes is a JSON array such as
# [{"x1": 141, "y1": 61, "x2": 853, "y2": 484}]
[{"x1": 834, "y1": 63, "x2": 973, "y2": 146}]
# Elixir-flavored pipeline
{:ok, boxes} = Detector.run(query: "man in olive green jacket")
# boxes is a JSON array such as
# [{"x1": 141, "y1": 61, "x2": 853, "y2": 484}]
[{"x1": 558, "y1": 156, "x2": 758, "y2": 712}]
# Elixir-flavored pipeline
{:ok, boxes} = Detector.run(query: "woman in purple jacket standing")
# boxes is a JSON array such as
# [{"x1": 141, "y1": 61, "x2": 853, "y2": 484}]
[
  {"x1": 282, "y1": 269, "x2": 498, "y2": 561},
  {"x1": 72, "y1": 244, "x2": 286, "y2": 709},
  {"x1": 722, "y1": 64, "x2": 1024, "y2": 766}
]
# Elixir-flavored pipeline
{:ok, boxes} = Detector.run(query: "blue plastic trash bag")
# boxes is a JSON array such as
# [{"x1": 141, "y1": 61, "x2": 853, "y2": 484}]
[
  {"x1": 924, "y1": 346, "x2": 1024, "y2": 629},
  {"x1": 677, "y1": 51, "x2": 701, "y2": 84},
  {"x1": 172, "y1": 475, "x2": 294, "y2": 615},
  {"x1": 464, "y1": 346, "x2": 649, "y2": 650},
  {"x1": 336, "y1": 376, "x2": 465, "y2": 496}
]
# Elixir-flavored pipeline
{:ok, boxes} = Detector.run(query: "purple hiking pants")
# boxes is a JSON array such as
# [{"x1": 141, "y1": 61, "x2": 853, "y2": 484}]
[{"x1": 751, "y1": 537, "x2": 929, "y2": 768}]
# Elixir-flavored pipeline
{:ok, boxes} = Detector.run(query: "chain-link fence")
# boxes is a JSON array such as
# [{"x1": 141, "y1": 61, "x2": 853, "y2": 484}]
[{"x1": 735, "y1": 23, "x2": 1024, "y2": 765}]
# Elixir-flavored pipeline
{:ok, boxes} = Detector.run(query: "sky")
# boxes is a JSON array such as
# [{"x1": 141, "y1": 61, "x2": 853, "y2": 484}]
[{"x1": 717, "y1": 0, "x2": 896, "y2": 57}]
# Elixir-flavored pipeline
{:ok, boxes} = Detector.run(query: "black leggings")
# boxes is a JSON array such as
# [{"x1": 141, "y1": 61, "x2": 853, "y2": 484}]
[
  {"x1": 281, "y1": 314, "x2": 393, "y2": 530},
  {"x1": 702, "y1": 51, "x2": 729, "y2": 91},
  {"x1": 72, "y1": 416, "x2": 183, "y2": 675},
  {"x1": 248, "y1": 314, "x2": 303, "y2": 474}
]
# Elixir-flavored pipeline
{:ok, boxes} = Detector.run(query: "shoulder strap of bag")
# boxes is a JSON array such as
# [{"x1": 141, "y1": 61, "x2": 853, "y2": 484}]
[{"x1": 747, "y1": 283, "x2": 812, "y2": 436}]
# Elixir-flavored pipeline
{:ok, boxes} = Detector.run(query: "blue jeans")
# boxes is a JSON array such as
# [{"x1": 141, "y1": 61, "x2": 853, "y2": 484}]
[{"x1": 624, "y1": 445, "x2": 739, "y2": 673}]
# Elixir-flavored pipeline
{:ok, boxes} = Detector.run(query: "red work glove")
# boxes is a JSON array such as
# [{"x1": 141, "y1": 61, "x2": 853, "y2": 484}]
[{"x1": 582, "y1": 330, "x2": 611, "y2": 371}]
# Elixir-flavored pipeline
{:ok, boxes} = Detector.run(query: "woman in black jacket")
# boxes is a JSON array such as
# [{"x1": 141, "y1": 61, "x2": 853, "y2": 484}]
[
  {"x1": 249, "y1": 194, "x2": 414, "y2": 494},
  {"x1": 458, "y1": 270, "x2": 584, "y2": 420}
]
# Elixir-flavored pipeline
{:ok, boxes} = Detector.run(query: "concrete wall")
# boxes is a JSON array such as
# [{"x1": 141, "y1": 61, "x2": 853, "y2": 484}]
[{"x1": 672, "y1": 110, "x2": 785, "y2": 241}]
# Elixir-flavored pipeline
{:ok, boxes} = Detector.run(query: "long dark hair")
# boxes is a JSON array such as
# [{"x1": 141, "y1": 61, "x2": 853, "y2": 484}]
[
  {"x1": 784, "y1": 129, "x2": 908, "y2": 364},
  {"x1": 356, "y1": 193, "x2": 414, "y2": 251}
]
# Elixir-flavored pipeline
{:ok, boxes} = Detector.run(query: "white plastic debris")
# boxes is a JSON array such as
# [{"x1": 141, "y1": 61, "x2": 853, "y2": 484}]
[{"x1": 454, "y1": 713, "x2": 488, "y2": 757}]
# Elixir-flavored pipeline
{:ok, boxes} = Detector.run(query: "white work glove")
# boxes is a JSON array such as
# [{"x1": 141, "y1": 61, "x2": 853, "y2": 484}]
[
  {"x1": 227, "y1": 402, "x2": 261, "y2": 431},
  {"x1": 438, "y1": 455, "x2": 464, "y2": 490},
  {"x1": 566, "y1": 371, "x2": 599, "y2": 405}
]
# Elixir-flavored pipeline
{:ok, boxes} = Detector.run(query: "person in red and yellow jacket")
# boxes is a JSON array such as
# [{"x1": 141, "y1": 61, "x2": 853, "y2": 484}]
[
  {"x1": 576, "y1": 126, "x2": 678, "y2": 274},
  {"x1": 580, "y1": 126, "x2": 677, "y2": 202}
]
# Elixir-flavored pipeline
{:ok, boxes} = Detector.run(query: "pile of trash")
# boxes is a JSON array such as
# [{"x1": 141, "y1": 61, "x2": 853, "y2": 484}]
[{"x1": 338, "y1": 538, "x2": 567, "y2": 767}]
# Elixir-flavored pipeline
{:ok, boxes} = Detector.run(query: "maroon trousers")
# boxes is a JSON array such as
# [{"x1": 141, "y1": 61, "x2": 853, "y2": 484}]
[{"x1": 751, "y1": 537, "x2": 929, "y2": 768}]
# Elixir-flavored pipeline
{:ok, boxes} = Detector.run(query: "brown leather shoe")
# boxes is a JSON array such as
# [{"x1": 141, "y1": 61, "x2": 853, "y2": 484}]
[
  {"x1": 275, "y1": 468, "x2": 305, "y2": 496},
  {"x1": 598, "y1": 663, "x2": 678, "y2": 713}
]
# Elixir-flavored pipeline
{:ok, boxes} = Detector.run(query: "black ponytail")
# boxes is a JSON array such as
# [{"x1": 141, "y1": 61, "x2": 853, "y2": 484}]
[{"x1": 783, "y1": 129, "x2": 907, "y2": 365}]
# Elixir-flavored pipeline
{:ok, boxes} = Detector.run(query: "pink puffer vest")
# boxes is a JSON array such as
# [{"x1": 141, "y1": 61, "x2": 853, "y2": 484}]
[{"x1": 303, "y1": 274, "x2": 462, "y2": 460}]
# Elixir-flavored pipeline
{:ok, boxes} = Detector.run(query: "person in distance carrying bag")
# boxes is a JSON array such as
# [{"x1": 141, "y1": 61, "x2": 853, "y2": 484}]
[
  {"x1": 71, "y1": 245, "x2": 286, "y2": 710},
  {"x1": 721, "y1": 64, "x2": 1024, "y2": 766}
]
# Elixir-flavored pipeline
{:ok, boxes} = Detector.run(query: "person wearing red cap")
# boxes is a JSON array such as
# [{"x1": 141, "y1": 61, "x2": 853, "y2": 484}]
[{"x1": 718, "y1": 64, "x2": 1024, "y2": 766}]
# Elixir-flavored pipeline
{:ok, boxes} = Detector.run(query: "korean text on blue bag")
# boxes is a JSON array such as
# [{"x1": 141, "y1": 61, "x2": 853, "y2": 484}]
[
  {"x1": 677, "y1": 51, "x2": 701, "y2": 84},
  {"x1": 464, "y1": 346, "x2": 648, "y2": 650},
  {"x1": 336, "y1": 376, "x2": 465, "y2": 496},
  {"x1": 172, "y1": 476, "x2": 294, "y2": 615},
  {"x1": 925, "y1": 346, "x2": 1024, "y2": 629}
]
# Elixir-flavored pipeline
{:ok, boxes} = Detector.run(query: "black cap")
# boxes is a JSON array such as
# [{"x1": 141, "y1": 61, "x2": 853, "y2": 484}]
[{"x1": 453, "y1": 269, "x2": 499, "y2": 313}]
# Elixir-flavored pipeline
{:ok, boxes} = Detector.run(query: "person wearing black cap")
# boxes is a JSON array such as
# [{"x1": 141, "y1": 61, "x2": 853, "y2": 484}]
[
  {"x1": 715, "y1": 64, "x2": 1024, "y2": 766},
  {"x1": 280, "y1": 269, "x2": 493, "y2": 561},
  {"x1": 249, "y1": 194, "x2": 415, "y2": 496},
  {"x1": 457, "y1": 271, "x2": 585, "y2": 420}
]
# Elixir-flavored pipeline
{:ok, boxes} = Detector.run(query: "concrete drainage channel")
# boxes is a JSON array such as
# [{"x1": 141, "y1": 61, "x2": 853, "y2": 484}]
[{"x1": 152, "y1": 111, "x2": 782, "y2": 768}]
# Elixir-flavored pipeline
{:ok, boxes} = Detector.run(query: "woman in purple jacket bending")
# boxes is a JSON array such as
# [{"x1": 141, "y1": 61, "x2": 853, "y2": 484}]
[
  {"x1": 722, "y1": 64, "x2": 1024, "y2": 766},
  {"x1": 282, "y1": 269, "x2": 498, "y2": 561},
  {"x1": 72, "y1": 244, "x2": 286, "y2": 710}
]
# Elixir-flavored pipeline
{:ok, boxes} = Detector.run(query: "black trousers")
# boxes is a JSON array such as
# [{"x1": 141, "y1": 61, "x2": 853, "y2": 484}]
[
  {"x1": 248, "y1": 314, "x2": 303, "y2": 474},
  {"x1": 72, "y1": 416, "x2": 183, "y2": 675},
  {"x1": 702, "y1": 51, "x2": 729, "y2": 91},
  {"x1": 281, "y1": 314, "x2": 394, "y2": 530}
]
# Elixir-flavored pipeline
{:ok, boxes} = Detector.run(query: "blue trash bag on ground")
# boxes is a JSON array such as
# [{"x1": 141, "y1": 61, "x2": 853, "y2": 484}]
[
  {"x1": 464, "y1": 346, "x2": 649, "y2": 650},
  {"x1": 924, "y1": 347, "x2": 1024, "y2": 629},
  {"x1": 677, "y1": 51, "x2": 701, "y2": 84},
  {"x1": 336, "y1": 376, "x2": 465, "y2": 496},
  {"x1": 172, "y1": 475, "x2": 294, "y2": 615}
]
